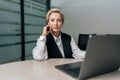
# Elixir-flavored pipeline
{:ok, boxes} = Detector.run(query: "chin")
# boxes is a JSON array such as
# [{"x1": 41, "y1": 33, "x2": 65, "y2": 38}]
[{"x1": 53, "y1": 30, "x2": 60, "y2": 32}]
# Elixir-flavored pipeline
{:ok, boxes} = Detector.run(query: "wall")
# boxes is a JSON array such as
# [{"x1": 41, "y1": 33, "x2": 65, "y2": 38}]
[
  {"x1": 0, "y1": 0, "x2": 21, "y2": 64},
  {"x1": 51, "y1": 0, "x2": 120, "y2": 41},
  {"x1": 0, "y1": 0, "x2": 47, "y2": 64}
]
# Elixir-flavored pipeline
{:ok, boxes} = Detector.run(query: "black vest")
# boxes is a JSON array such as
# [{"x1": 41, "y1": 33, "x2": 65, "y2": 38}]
[{"x1": 46, "y1": 33, "x2": 73, "y2": 58}]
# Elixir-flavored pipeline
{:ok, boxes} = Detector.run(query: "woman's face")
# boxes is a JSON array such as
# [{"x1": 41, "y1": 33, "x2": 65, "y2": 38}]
[{"x1": 48, "y1": 12, "x2": 63, "y2": 33}]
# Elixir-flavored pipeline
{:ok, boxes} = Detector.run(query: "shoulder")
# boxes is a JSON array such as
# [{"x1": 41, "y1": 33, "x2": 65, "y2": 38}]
[
  {"x1": 61, "y1": 32, "x2": 71, "y2": 38},
  {"x1": 61, "y1": 32, "x2": 72, "y2": 42}
]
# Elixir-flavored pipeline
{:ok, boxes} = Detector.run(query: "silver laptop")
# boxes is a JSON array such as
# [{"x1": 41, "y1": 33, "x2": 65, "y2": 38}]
[{"x1": 55, "y1": 35, "x2": 120, "y2": 80}]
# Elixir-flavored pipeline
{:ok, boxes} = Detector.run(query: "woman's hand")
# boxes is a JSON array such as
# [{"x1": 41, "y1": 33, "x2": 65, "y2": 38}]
[{"x1": 42, "y1": 25, "x2": 51, "y2": 36}]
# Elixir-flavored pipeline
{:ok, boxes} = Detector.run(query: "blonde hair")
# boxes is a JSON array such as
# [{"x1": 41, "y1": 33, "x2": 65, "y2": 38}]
[{"x1": 46, "y1": 8, "x2": 64, "y2": 24}]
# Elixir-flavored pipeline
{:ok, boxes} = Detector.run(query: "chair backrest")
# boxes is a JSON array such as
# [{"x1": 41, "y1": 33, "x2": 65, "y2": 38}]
[{"x1": 78, "y1": 34, "x2": 89, "y2": 51}]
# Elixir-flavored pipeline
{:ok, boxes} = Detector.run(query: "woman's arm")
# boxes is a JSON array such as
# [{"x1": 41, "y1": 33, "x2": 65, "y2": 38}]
[
  {"x1": 70, "y1": 37, "x2": 86, "y2": 59},
  {"x1": 32, "y1": 36, "x2": 48, "y2": 60}
]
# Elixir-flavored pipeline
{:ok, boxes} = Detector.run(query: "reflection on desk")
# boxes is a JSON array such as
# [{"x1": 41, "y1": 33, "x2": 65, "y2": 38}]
[{"x1": 0, "y1": 59, "x2": 120, "y2": 80}]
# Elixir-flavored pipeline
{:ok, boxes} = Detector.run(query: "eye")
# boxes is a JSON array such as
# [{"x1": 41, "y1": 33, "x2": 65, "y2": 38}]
[
  {"x1": 50, "y1": 19, "x2": 54, "y2": 21},
  {"x1": 58, "y1": 19, "x2": 62, "y2": 22}
]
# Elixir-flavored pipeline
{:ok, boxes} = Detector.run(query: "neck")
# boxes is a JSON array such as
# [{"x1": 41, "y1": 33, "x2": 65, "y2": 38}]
[{"x1": 52, "y1": 31, "x2": 60, "y2": 37}]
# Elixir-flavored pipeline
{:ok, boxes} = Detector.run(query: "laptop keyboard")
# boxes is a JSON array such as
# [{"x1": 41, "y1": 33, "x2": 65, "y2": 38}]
[
  {"x1": 69, "y1": 67, "x2": 81, "y2": 75},
  {"x1": 55, "y1": 61, "x2": 82, "y2": 78},
  {"x1": 68, "y1": 67, "x2": 81, "y2": 78}
]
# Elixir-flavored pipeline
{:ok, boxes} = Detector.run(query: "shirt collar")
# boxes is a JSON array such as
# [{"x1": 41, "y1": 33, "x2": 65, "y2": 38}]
[{"x1": 51, "y1": 33, "x2": 61, "y2": 42}]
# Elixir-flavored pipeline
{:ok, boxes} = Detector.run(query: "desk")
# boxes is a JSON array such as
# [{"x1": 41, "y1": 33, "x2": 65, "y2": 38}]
[{"x1": 0, "y1": 59, "x2": 120, "y2": 80}]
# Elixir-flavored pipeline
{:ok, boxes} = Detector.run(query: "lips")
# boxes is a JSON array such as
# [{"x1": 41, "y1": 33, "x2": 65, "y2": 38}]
[{"x1": 53, "y1": 27, "x2": 59, "y2": 29}]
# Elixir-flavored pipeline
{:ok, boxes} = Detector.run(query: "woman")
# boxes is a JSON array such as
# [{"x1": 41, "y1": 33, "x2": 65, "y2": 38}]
[{"x1": 32, "y1": 8, "x2": 86, "y2": 60}]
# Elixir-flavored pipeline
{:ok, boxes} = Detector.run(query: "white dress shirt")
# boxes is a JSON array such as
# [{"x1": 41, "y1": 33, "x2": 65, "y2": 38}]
[{"x1": 32, "y1": 34, "x2": 86, "y2": 60}]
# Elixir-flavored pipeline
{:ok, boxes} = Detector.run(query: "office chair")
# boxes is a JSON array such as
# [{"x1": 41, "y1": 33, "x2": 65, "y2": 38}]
[
  {"x1": 78, "y1": 34, "x2": 96, "y2": 51},
  {"x1": 77, "y1": 34, "x2": 89, "y2": 51}
]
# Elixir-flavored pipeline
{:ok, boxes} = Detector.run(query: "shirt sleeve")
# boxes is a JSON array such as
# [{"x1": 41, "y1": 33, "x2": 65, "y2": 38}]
[
  {"x1": 32, "y1": 36, "x2": 48, "y2": 60},
  {"x1": 70, "y1": 37, "x2": 86, "y2": 59}
]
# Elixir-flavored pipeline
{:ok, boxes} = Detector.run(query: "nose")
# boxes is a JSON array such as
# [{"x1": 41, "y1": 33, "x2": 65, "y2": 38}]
[{"x1": 54, "y1": 20, "x2": 58, "y2": 26}]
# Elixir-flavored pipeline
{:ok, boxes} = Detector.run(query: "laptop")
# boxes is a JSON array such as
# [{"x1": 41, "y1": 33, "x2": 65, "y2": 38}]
[{"x1": 55, "y1": 35, "x2": 120, "y2": 80}]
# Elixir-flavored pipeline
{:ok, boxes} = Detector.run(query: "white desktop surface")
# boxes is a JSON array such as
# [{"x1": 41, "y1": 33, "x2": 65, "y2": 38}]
[
  {"x1": 0, "y1": 59, "x2": 120, "y2": 80},
  {"x1": 0, "y1": 59, "x2": 81, "y2": 80}
]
